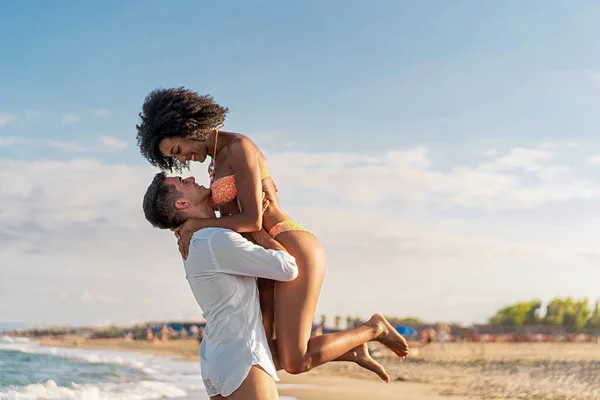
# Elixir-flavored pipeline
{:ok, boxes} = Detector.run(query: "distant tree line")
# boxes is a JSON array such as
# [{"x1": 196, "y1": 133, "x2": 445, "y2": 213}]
[
  {"x1": 319, "y1": 314, "x2": 426, "y2": 330},
  {"x1": 489, "y1": 298, "x2": 600, "y2": 329}
]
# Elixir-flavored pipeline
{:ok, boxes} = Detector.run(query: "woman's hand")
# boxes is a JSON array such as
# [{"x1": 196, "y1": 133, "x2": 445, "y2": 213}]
[
  {"x1": 237, "y1": 191, "x2": 270, "y2": 215},
  {"x1": 172, "y1": 219, "x2": 196, "y2": 260},
  {"x1": 261, "y1": 192, "x2": 270, "y2": 213},
  {"x1": 251, "y1": 228, "x2": 272, "y2": 247},
  {"x1": 251, "y1": 228, "x2": 288, "y2": 253}
]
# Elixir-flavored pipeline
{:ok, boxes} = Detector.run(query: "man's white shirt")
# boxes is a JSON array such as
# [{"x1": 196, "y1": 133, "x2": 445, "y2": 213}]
[{"x1": 183, "y1": 227, "x2": 298, "y2": 396}]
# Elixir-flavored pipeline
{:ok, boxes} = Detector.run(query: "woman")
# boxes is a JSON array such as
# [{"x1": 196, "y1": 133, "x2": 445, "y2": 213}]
[{"x1": 136, "y1": 88, "x2": 408, "y2": 378}]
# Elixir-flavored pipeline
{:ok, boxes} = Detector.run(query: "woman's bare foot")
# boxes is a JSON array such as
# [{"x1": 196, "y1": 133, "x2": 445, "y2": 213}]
[
  {"x1": 353, "y1": 343, "x2": 390, "y2": 383},
  {"x1": 366, "y1": 314, "x2": 409, "y2": 358}
]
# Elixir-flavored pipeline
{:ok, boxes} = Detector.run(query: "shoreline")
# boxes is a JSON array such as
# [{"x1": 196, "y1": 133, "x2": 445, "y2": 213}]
[
  {"x1": 36, "y1": 336, "x2": 458, "y2": 400},
  {"x1": 34, "y1": 337, "x2": 600, "y2": 399}
]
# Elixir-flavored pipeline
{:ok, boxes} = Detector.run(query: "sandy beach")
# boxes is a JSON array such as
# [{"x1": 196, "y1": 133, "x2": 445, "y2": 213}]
[
  {"x1": 36, "y1": 337, "x2": 456, "y2": 399},
  {"x1": 37, "y1": 336, "x2": 600, "y2": 399}
]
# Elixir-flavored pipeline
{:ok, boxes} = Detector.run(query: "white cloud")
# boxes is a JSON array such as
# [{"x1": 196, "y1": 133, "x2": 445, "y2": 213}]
[
  {"x1": 0, "y1": 137, "x2": 18, "y2": 147},
  {"x1": 539, "y1": 142, "x2": 555, "y2": 149},
  {"x1": 536, "y1": 166, "x2": 571, "y2": 182},
  {"x1": 0, "y1": 113, "x2": 15, "y2": 127},
  {"x1": 588, "y1": 155, "x2": 600, "y2": 165},
  {"x1": 81, "y1": 291, "x2": 123, "y2": 304},
  {"x1": 567, "y1": 141, "x2": 580, "y2": 149},
  {"x1": 479, "y1": 147, "x2": 554, "y2": 172},
  {"x1": 0, "y1": 137, "x2": 90, "y2": 152},
  {"x1": 0, "y1": 159, "x2": 208, "y2": 325},
  {"x1": 483, "y1": 149, "x2": 498, "y2": 157},
  {"x1": 0, "y1": 136, "x2": 127, "y2": 153},
  {"x1": 61, "y1": 113, "x2": 79, "y2": 125},
  {"x1": 1, "y1": 146, "x2": 600, "y2": 326},
  {"x1": 268, "y1": 146, "x2": 599, "y2": 210},
  {"x1": 93, "y1": 109, "x2": 110, "y2": 117},
  {"x1": 46, "y1": 140, "x2": 87, "y2": 152},
  {"x1": 591, "y1": 72, "x2": 600, "y2": 83},
  {"x1": 100, "y1": 136, "x2": 127, "y2": 151}
]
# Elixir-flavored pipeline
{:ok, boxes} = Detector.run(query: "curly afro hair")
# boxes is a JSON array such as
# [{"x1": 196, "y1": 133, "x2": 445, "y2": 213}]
[{"x1": 136, "y1": 87, "x2": 229, "y2": 172}]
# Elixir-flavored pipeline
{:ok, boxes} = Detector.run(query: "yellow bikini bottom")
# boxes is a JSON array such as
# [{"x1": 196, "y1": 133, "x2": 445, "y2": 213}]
[{"x1": 268, "y1": 219, "x2": 310, "y2": 238}]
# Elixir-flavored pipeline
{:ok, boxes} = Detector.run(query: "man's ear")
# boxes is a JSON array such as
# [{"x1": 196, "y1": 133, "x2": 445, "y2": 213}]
[{"x1": 175, "y1": 198, "x2": 189, "y2": 210}]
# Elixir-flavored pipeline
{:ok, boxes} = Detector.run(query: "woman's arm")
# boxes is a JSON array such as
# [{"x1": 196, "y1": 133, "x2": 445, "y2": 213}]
[{"x1": 175, "y1": 137, "x2": 265, "y2": 258}]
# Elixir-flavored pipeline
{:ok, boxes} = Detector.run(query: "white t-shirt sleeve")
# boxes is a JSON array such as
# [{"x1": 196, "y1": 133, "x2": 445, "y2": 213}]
[{"x1": 209, "y1": 229, "x2": 298, "y2": 281}]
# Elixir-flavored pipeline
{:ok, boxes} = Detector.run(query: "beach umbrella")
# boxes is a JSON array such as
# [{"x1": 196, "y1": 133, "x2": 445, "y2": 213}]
[{"x1": 395, "y1": 325, "x2": 418, "y2": 336}]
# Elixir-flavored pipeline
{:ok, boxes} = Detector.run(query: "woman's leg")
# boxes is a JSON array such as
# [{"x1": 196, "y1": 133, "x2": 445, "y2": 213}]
[
  {"x1": 259, "y1": 278, "x2": 388, "y2": 381},
  {"x1": 257, "y1": 278, "x2": 275, "y2": 340},
  {"x1": 273, "y1": 231, "x2": 325, "y2": 373},
  {"x1": 259, "y1": 279, "x2": 388, "y2": 381},
  {"x1": 333, "y1": 342, "x2": 389, "y2": 382},
  {"x1": 268, "y1": 337, "x2": 389, "y2": 382},
  {"x1": 274, "y1": 232, "x2": 409, "y2": 375}
]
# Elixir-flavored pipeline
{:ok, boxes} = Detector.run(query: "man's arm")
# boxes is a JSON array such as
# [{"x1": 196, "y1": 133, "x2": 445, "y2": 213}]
[{"x1": 208, "y1": 229, "x2": 298, "y2": 281}]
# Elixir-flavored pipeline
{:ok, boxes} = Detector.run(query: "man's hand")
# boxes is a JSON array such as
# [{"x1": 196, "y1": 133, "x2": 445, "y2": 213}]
[{"x1": 172, "y1": 219, "x2": 196, "y2": 260}]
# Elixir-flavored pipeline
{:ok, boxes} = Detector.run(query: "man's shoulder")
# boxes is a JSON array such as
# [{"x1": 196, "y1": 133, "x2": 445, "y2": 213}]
[
  {"x1": 191, "y1": 227, "x2": 227, "y2": 240},
  {"x1": 191, "y1": 228, "x2": 244, "y2": 248},
  {"x1": 188, "y1": 228, "x2": 249, "y2": 269},
  {"x1": 185, "y1": 229, "x2": 237, "y2": 270}
]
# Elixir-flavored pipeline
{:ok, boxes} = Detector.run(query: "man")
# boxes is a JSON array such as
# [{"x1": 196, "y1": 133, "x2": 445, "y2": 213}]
[
  {"x1": 143, "y1": 172, "x2": 296, "y2": 400},
  {"x1": 142, "y1": 173, "x2": 407, "y2": 398}
]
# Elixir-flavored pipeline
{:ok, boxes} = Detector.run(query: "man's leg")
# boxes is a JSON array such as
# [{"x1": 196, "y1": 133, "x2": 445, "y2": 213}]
[
  {"x1": 210, "y1": 397, "x2": 227, "y2": 400},
  {"x1": 227, "y1": 366, "x2": 279, "y2": 400}
]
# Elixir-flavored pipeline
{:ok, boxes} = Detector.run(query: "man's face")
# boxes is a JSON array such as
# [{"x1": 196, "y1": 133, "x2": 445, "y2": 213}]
[{"x1": 163, "y1": 176, "x2": 211, "y2": 210}]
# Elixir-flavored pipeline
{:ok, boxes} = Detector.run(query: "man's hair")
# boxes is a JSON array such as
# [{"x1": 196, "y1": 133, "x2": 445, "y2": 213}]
[
  {"x1": 143, "y1": 172, "x2": 188, "y2": 229},
  {"x1": 136, "y1": 87, "x2": 229, "y2": 172}
]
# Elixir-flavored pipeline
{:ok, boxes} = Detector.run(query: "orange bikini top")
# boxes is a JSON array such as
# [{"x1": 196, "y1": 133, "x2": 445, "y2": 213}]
[
  {"x1": 209, "y1": 127, "x2": 272, "y2": 207},
  {"x1": 211, "y1": 171, "x2": 272, "y2": 206}
]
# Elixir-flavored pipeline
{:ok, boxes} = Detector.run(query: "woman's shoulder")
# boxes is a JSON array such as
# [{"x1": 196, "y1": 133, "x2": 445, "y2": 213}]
[
  {"x1": 227, "y1": 132, "x2": 253, "y2": 144},
  {"x1": 223, "y1": 132, "x2": 267, "y2": 166},
  {"x1": 227, "y1": 133, "x2": 260, "y2": 155}
]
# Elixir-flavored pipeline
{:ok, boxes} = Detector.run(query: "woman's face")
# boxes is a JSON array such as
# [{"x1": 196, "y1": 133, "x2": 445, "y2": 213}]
[{"x1": 158, "y1": 137, "x2": 208, "y2": 164}]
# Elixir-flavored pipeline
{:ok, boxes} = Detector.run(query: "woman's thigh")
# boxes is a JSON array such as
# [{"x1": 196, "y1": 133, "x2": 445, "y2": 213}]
[{"x1": 274, "y1": 231, "x2": 326, "y2": 355}]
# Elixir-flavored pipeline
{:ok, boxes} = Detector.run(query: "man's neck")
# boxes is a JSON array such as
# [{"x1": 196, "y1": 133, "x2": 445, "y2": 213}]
[{"x1": 186, "y1": 203, "x2": 216, "y2": 220}]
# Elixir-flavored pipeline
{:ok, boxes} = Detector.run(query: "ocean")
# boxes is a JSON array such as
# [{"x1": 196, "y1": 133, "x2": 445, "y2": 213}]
[{"x1": 0, "y1": 337, "x2": 299, "y2": 400}]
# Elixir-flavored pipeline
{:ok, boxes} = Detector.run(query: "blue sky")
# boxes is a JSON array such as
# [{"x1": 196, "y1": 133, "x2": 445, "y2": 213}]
[
  {"x1": 3, "y1": 0, "x2": 600, "y2": 158},
  {"x1": 2, "y1": 1, "x2": 600, "y2": 326}
]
